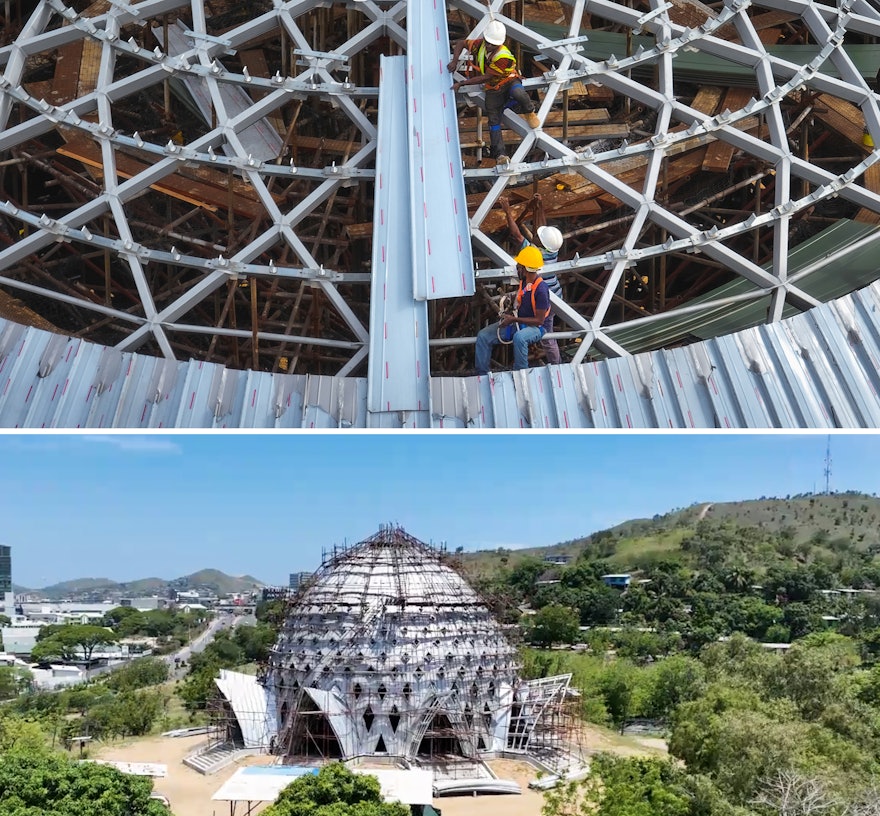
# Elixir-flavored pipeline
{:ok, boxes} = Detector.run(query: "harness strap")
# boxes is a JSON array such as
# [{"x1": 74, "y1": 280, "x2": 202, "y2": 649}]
[{"x1": 516, "y1": 276, "x2": 548, "y2": 321}]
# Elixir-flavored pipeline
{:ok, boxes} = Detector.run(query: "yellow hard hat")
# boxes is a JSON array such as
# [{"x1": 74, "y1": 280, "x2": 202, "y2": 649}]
[{"x1": 514, "y1": 245, "x2": 544, "y2": 271}]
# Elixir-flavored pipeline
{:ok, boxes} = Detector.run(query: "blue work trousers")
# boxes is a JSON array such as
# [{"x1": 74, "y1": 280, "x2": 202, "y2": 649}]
[
  {"x1": 476, "y1": 322, "x2": 544, "y2": 374},
  {"x1": 485, "y1": 83, "x2": 534, "y2": 159}
]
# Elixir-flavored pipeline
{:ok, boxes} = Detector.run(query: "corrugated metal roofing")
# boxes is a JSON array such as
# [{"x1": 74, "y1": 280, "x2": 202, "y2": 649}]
[
  {"x1": 408, "y1": 0, "x2": 475, "y2": 301},
  {"x1": 6, "y1": 277, "x2": 880, "y2": 427},
  {"x1": 367, "y1": 56, "x2": 430, "y2": 426}
]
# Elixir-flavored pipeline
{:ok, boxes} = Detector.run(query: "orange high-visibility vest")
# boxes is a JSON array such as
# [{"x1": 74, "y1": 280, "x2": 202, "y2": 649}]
[{"x1": 516, "y1": 277, "x2": 549, "y2": 321}]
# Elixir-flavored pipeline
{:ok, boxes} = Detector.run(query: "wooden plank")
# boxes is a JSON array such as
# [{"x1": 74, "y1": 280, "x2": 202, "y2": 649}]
[
  {"x1": 57, "y1": 137, "x2": 275, "y2": 219},
  {"x1": 77, "y1": 37, "x2": 102, "y2": 98},
  {"x1": 702, "y1": 87, "x2": 754, "y2": 172},
  {"x1": 548, "y1": 199, "x2": 604, "y2": 218},
  {"x1": 757, "y1": 27, "x2": 782, "y2": 46},
  {"x1": 667, "y1": 0, "x2": 738, "y2": 39},
  {"x1": 292, "y1": 135, "x2": 367, "y2": 154},
  {"x1": 49, "y1": 39, "x2": 83, "y2": 107},
  {"x1": 595, "y1": 147, "x2": 709, "y2": 208},
  {"x1": 689, "y1": 86, "x2": 725, "y2": 115},
  {"x1": 525, "y1": 1, "x2": 569, "y2": 25},
  {"x1": 458, "y1": 108, "x2": 610, "y2": 131},
  {"x1": 750, "y1": 10, "x2": 799, "y2": 30},
  {"x1": 475, "y1": 174, "x2": 603, "y2": 232},
  {"x1": 83, "y1": 0, "x2": 111, "y2": 14},
  {"x1": 0, "y1": 289, "x2": 62, "y2": 333},
  {"x1": 23, "y1": 80, "x2": 52, "y2": 100},
  {"x1": 347, "y1": 223, "x2": 373, "y2": 240},
  {"x1": 814, "y1": 93, "x2": 866, "y2": 148},
  {"x1": 855, "y1": 162, "x2": 880, "y2": 223},
  {"x1": 460, "y1": 124, "x2": 628, "y2": 151}
]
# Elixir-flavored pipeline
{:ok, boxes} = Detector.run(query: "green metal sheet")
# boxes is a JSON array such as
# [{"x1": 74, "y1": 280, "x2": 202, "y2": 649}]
[
  {"x1": 605, "y1": 219, "x2": 880, "y2": 353},
  {"x1": 529, "y1": 24, "x2": 880, "y2": 85}
]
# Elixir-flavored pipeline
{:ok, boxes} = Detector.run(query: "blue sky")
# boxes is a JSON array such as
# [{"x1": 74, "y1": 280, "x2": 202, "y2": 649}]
[{"x1": 0, "y1": 433, "x2": 876, "y2": 588}]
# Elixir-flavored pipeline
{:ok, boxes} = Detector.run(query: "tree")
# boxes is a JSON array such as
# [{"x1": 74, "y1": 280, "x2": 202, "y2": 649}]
[
  {"x1": 262, "y1": 763, "x2": 408, "y2": 816},
  {"x1": 0, "y1": 666, "x2": 32, "y2": 701},
  {"x1": 528, "y1": 605, "x2": 580, "y2": 647},
  {"x1": 31, "y1": 625, "x2": 119, "y2": 663},
  {"x1": 0, "y1": 749, "x2": 170, "y2": 815},
  {"x1": 751, "y1": 770, "x2": 839, "y2": 816},
  {"x1": 725, "y1": 597, "x2": 782, "y2": 640},
  {"x1": 643, "y1": 655, "x2": 706, "y2": 719},
  {"x1": 508, "y1": 557, "x2": 548, "y2": 598},
  {"x1": 542, "y1": 754, "x2": 691, "y2": 816},
  {"x1": 105, "y1": 657, "x2": 169, "y2": 692},
  {"x1": 102, "y1": 606, "x2": 147, "y2": 637},
  {"x1": 577, "y1": 585, "x2": 620, "y2": 625},
  {"x1": 255, "y1": 599, "x2": 287, "y2": 629},
  {"x1": 85, "y1": 689, "x2": 164, "y2": 739},
  {"x1": 30, "y1": 635, "x2": 80, "y2": 663},
  {"x1": 781, "y1": 604, "x2": 822, "y2": 641},
  {"x1": 0, "y1": 715, "x2": 48, "y2": 754},
  {"x1": 722, "y1": 567, "x2": 756, "y2": 595},
  {"x1": 598, "y1": 661, "x2": 643, "y2": 731},
  {"x1": 179, "y1": 658, "x2": 223, "y2": 712},
  {"x1": 234, "y1": 622, "x2": 277, "y2": 662}
]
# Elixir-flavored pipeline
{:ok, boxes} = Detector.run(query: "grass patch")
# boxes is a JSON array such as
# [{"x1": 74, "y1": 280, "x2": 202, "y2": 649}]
[{"x1": 608, "y1": 527, "x2": 692, "y2": 570}]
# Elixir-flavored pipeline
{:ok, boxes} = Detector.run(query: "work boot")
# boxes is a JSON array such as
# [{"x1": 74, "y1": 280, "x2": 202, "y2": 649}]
[
  {"x1": 495, "y1": 154, "x2": 510, "y2": 166},
  {"x1": 525, "y1": 112, "x2": 541, "y2": 129}
]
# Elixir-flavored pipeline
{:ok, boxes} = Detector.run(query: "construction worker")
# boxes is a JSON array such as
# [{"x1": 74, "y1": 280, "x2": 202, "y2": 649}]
[
  {"x1": 448, "y1": 20, "x2": 540, "y2": 164},
  {"x1": 499, "y1": 194, "x2": 564, "y2": 365},
  {"x1": 475, "y1": 245, "x2": 551, "y2": 374}
]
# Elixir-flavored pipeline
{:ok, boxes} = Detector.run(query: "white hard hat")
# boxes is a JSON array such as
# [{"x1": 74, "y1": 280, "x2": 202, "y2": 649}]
[
  {"x1": 484, "y1": 20, "x2": 506, "y2": 45},
  {"x1": 537, "y1": 225, "x2": 564, "y2": 252}
]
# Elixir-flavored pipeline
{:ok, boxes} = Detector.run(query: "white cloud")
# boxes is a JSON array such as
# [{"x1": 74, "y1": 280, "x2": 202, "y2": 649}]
[{"x1": 82, "y1": 435, "x2": 182, "y2": 454}]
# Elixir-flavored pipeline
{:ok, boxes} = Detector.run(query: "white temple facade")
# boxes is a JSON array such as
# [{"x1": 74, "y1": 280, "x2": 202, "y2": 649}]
[{"x1": 216, "y1": 526, "x2": 571, "y2": 766}]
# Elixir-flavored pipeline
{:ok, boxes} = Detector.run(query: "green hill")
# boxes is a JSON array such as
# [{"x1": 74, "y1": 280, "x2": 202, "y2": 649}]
[
  {"x1": 26, "y1": 569, "x2": 265, "y2": 599},
  {"x1": 168, "y1": 569, "x2": 264, "y2": 594},
  {"x1": 461, "y1": 492, "x2": 880, "y2": 578}
]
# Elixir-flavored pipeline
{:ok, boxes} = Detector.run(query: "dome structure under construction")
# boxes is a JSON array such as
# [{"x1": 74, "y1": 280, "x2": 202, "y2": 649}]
[{"x1": 264, "y1": 526, "x2": 567, "y2": 765}]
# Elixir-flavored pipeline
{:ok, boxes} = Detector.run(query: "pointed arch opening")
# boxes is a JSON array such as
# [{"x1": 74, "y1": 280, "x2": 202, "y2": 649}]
[
  {"x1": 417, "y1": 712, "x2": 465, "y2": 759},
  {"x1": 288, "y1": 692, "x2": 343, "y2": 759}
]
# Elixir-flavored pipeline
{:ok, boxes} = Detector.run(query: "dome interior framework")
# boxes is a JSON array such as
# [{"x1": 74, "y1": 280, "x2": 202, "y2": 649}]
[{"x1": 1, "y1": 0, "x2": 880, "y2": 383}]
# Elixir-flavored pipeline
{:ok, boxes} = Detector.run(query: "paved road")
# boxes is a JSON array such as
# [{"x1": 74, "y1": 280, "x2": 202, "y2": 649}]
[{"x1": 163, "y1": 613, "x2": 253, "y2": 679}]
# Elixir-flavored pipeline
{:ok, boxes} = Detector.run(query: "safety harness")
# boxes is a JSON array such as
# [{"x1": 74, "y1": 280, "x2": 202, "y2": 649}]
[
  {"x1": 497, "y1": 277, "x2": 548, "y2": 345},
  {"x1": 474, "y1": 42, "x2": 519, "y2": 89},
  {"x1": 516, "y1": 276, "x2": 549, "y2": 321}
]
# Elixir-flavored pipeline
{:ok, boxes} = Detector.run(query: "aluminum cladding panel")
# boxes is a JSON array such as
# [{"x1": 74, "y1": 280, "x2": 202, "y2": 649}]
[{"x1": 407, "y1": 0, "x2": 474, "y2": 301}]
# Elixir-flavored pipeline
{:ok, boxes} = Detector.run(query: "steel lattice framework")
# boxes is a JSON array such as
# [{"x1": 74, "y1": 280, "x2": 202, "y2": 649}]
[{"x1": 1, "y1": 0, "x2": 880, "y2": 402}]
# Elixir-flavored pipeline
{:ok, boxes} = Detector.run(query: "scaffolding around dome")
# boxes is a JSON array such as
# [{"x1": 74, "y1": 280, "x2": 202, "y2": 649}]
[{"x1": 208, "y1": 526, "x2": 585, "y2": 778}]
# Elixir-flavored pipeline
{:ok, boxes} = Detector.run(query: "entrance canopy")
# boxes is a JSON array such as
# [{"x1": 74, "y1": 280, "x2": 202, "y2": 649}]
[{"x1": 212, "y1": 766, "x2": 434, "y2": 806}]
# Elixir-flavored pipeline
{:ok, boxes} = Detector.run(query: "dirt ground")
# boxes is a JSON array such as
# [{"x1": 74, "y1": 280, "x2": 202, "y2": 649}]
[
  {"x1": 95, "y1": 735, "x2": 277, "y2": 816},
  {"x1": 95, "y1": 725, "x2": 667, "y2": 816}
]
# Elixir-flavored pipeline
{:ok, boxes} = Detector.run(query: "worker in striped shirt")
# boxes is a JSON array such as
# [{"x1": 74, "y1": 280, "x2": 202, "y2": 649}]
[{"x1": 499, "y1": 194, "x2": 565, "y2": 365}]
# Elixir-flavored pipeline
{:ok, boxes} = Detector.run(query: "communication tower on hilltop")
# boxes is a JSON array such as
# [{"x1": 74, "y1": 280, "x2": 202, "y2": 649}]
[{"x1": 824, "y1": 436, "x2": 832, "y2": 495}]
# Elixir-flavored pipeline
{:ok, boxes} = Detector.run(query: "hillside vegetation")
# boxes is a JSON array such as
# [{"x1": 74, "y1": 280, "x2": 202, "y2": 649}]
[
  {"x1": 17, "y1": 569, "x2": 265, "y2": 599},
  {"x1": 461, "y1": 492, "x2": 880, "y2": 579}
]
